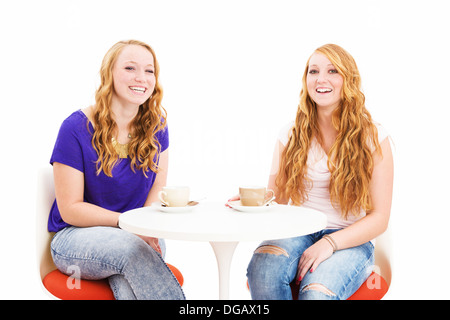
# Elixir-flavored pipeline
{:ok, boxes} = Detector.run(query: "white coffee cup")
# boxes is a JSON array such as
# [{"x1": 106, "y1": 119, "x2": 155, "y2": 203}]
[
  {"x1": 239, "y1": 186, "x2": 275, "y2": 206},
  {"x1": 158, "y1": 186, "x2": 190, "y2": 207}
]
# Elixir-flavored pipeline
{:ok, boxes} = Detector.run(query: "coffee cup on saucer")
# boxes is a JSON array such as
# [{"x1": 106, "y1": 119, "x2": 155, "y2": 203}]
[
  {"x1": 158, "y1": 186, "x2": 190, "y2": 207},
  {"x1": 239, "y1": 186, "x2": 275, "y2": 206}
]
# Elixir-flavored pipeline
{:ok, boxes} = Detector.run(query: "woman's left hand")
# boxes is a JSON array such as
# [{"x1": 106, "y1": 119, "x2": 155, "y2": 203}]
[
  {"x1": 137, "y1": 235, "x2": 162, "y2": 255},
  {"x1": 296, "y1": 238, "x2": 334, "y2": 284}
]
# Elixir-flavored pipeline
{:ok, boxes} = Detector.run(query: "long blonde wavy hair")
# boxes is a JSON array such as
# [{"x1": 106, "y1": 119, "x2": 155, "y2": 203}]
[
  {"x1": 276, "y1": 44, "x2": 381, "y2": 219},
  {"x1": 90, "y1": 40, "x2": 167, "y2": 177}
]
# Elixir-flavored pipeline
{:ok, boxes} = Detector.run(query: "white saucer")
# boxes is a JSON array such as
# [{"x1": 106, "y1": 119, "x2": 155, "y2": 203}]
[
  {"x1": 226, "y1": 200, "x2": 275, "y2": 213},
  {"x1": 152, "y1": 201, "x2": 199, "y2": 213}
]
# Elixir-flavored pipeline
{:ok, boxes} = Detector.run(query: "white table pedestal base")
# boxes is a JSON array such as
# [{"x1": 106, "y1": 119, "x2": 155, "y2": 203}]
[{"x1": 209, "y1": 241, "x2": 239, "y2": 300}]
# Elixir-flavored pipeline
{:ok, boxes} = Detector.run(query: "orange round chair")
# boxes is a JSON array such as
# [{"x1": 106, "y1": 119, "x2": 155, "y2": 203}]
[
  {"x1": 42, "y1": 264, "x2": 183, "y2": 300},
  {"x1": 286, "y1": 270, "x2": 389, "y2": 300},
  {"x1": 37, "y1": 167, "x2": 184, "y2": 300}
]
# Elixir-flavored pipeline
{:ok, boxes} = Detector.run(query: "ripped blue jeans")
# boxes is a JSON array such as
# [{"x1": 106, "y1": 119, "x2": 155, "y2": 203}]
[
  {"x1": 247, "y1": 229, "x2": 374, "y2": 300},
  {"x1": 50, "y1": 226, "x2": 185, "y2": 300}
]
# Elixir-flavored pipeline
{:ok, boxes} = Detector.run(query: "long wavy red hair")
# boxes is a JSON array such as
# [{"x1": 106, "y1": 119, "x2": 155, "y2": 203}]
[
  {"x1": 91, "y1": 40, "x2": 167, "y2": 177},
  {"x1": 276, "y1": 44, "x2": 381, "y2": 219}
]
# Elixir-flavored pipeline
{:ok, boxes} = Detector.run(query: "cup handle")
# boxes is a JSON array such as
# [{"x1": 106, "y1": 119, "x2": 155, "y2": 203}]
[
  {"x1": 263, "y1": 189, "x2": 276, "y2": 206},
  {"x1": 158, "y1": 191, "x2": 168, "y2": 206}
]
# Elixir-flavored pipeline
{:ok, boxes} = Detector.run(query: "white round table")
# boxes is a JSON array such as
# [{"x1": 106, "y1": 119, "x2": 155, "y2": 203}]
[{"x1": 119, "y1": 201, "x2": 327, "y2": 300}]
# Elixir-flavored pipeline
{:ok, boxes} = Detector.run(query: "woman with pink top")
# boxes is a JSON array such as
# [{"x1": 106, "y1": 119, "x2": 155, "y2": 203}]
[{"x1": 246, "y1": 44, "x2": 394, "y2": 300}]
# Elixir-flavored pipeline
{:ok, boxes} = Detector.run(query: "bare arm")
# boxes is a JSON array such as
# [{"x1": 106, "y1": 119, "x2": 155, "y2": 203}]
[
  {"x1": 53, "y1": 162, "x2": 121, "y2": 227},
  {"x1": 141, "y1": 148, "x2": 169, "y2": 253},
  {"x1": 267, "y1": 140, "x2": 289, "y2": 204},
  {"x1": 144, "y1": 149, "x2": 168, "y2": 206},
  {"x1": 325, "y1": 137, "x2": 393, "y2": 248},
  {"x1": 297, "y1": 137, "x2": 394, "y2": 281}
]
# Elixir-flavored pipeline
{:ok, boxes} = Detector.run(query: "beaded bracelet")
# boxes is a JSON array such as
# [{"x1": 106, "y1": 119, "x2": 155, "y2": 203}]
[{"x1": 322, "y1": 234, "x2": 338, "y2": 252}]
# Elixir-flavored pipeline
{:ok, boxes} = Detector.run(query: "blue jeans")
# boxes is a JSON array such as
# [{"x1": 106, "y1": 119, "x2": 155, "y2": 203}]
[
  {"x1": 247, "y1": 229, "x2": 374, "y2": 300},
  {"x1": 50, "y1": 226, "x2": 185, "y2": 300}
]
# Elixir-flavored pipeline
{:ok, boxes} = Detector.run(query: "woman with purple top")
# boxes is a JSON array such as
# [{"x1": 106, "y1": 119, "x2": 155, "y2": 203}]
[{"x1": 48, "y1": 40, "x2": 185, "y2": 300}]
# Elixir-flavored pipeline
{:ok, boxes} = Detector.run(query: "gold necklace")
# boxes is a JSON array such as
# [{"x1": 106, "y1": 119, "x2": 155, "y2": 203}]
[{"x1": 111, "y1": 133, "x2": 132, "y2": 159}]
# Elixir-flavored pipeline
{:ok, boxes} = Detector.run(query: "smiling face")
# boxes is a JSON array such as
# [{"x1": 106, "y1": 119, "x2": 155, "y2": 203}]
[
  {"x1": 111, "y1": 44, "x2": 155, "y2": 109},
  {"x1": 306, "y1": 52, "x2": 343, "y2": 111}
]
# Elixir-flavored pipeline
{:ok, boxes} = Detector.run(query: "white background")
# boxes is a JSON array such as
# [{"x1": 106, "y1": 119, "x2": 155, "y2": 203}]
[{"x1": 1, "y1": 0, "x2": 449, "y2": 299}]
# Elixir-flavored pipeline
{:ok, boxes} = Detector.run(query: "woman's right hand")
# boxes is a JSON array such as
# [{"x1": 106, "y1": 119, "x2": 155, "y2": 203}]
[{"x1": 225, "y1": 194, "x2": 240, "y2": 207}]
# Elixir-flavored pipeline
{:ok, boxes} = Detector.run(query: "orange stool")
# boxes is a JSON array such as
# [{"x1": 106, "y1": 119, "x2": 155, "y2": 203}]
[
  {"x1": 347, "y1": 271, "x2": 389, "y2": 300},
  {"x1": 43, "y1": 263, "x2": 183, "y2": 300}
]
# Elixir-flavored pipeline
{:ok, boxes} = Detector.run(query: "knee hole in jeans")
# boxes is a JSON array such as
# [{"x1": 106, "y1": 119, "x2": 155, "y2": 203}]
[
  {"x1": 301, "y1": 283, "x2": 336, "y2": 297},
  {"x1": 254, "y1": 245, "x2": 289, "y2": 257}
]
